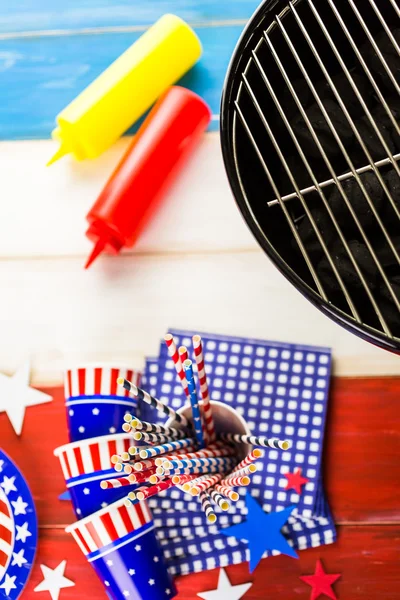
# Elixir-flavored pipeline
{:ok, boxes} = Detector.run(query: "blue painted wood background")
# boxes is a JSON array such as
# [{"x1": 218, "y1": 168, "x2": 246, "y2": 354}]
[{"x1": 0, "y1": 1, "x2": 260, "y2": 139}]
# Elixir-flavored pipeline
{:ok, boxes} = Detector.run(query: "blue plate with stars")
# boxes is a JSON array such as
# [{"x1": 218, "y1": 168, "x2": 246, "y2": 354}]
[{"x1": 0, "y1": 449, "x2": 37, "y2": 599}]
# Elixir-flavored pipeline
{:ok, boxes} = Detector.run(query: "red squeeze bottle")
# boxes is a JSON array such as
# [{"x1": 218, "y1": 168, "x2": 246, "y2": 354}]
[{"x1": 85, "y1": 86, "x2": 211, "y2": 268}]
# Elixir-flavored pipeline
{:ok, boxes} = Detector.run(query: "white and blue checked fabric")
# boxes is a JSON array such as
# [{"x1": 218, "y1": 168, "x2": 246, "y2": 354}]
[{"x1": 140, "y1": 330, "x2": 336, "y2": 576}]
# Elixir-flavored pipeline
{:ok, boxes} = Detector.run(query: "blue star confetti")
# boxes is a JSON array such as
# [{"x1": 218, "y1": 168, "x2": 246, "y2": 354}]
[
  {"x1": 0, "y1": 450, "x2": 37, "y2": 599},
  {"x1": 220, "y1": 494, "x2": 297, "y2": 572}
]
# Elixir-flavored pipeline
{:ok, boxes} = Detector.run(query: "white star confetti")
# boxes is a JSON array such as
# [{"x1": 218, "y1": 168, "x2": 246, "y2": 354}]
[
  {"x1": 149, "y1": 579, "x2": 155, "y2": 586},
  {"x1": 128, "y1": 569, "x2": 136, "y2": 576},
  {"x1": 83, "y1": 488, "x2": 90, "y2": 495},
  {"x1": 0, "y1": 574, "x2": 17, "y2": 595},
  {"x1": 34, "y1": 560, "x2": 75, "y2": 600},
  {"x1": 12, "y1": 548, "x2": 28, "y2": 567},
  {"x1": 197, "y1": 568, "x2": 253, "y2": 600},
  {"x1": 1, "y1": 475, "x2": 17, "y2": 495},
  {"x1": 16, "y1": 521, "x2": 32, "y2": 543},
  {"x1": 78, "y1": 426, "x2": 85, "y2": 433},
  {"x1": 92, "y1": 408, "x2": 100, "y2": 415},
  {"x1": 106, "y1": 560, "x2": 113, "y2": 567},
  {"x1": 0, "y1": 361, "x2": 52, "y2": 435},
  {"x1": 104, "y1": 581, "x2": 110, "y2": 587},
  {"x1": 135, "y1": 545, "x2": 141, "y2": 552},
  {"x1": 123, "y1": 592, "x2": 130, "y2": 598},
  {"x1": 109, "y1": 427, "x2": 116, "y2": 433},
  {"x1": 11, "y1": 495, "x2": 28, "y2": 515}
]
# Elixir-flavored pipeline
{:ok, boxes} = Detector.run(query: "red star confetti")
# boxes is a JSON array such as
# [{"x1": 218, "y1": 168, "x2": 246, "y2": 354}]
[
  {"x1": 300, "y1": 559, "x2": 341, "y2": 600},
  {"x1": 284, "y1": 467, "x2": 309, "y2": 495}
]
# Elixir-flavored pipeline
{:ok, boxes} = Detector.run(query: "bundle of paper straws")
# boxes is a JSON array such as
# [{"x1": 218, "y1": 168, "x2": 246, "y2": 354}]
[{"x1": 101, "y1": 334, "x2": 292, "y2": 523}]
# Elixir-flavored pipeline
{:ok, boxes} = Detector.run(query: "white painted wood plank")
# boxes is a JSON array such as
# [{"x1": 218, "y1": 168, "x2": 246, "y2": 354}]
[
  {"x1": 0, "y1": 135, "x2": 256, "y2": 259},
  {"x1": 0, "y1": 251, "x2": 397, "y2": 384}
]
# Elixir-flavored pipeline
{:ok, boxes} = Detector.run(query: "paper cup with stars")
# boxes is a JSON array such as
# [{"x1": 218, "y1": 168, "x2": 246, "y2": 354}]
[
  {"x1": 54, "y1": 433, "x2": 134, "y2": 519},
  {"x1": 64, "y1": 365, "x2": 141, "y2": 442},
  {"x1": 0, "y1": 449, "x2": 37, "y2": 599},
  {"x1": 66, "y1": 497, "x2": 176, "y2": 600}
]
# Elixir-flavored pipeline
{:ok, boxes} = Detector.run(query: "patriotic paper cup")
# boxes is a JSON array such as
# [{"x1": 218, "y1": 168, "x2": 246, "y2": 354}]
[
  {"x1": 166, "y1": 400, "x2": 252, "y2": 460},
  {"x1": 66, "y1": 498, "x2": 177, "y2": 600},
  {"x1": 64, "y1": 365, "x2": 141, "y2": 442},
  {"x1": 54, "y1": 433, "x2": 134, "y2": 518}
]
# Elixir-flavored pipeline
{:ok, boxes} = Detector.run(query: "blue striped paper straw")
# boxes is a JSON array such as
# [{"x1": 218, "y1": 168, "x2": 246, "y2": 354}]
[
  {"x1": 167, "y1": 456, "x2": 235, "y2": 471},
  {"x1": 141, "y1": 437, "x2": 196, "y2": 459},
  {"x1": 183, "y1": 359, "x2": 205, "y2": 449}
]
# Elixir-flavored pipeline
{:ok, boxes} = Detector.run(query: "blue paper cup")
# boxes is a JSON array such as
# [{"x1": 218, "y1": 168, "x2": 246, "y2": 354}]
[
  {"x1": 66, "y1": 497, "x2": 177, "y2": 600},
  {"x1": 64, "y1": 365, "x2": 141, "y2": 442},
  {"x1": 54, "y1": 433, "x2": 134, "y2": 518}
]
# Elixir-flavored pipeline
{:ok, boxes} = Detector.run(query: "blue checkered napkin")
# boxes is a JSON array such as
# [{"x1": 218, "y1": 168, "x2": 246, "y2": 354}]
[
  {"x1": 152, "y1": 494, "x2": 336, "y2": 576},
  {"x1": 154, "y1": 329, "x2": 331, "y2": 518}
]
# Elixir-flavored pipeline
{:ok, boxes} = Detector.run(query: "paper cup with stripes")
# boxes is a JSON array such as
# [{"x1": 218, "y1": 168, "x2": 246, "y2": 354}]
[
  {"x1": 66, "y1": 497, "x2": 176, "y2": 600},
  {"x1": 64, "y1": 365, "x2": 141, "y2": 441},
  {"x1": 166, "y1": 400, "x2": 251, "y2": 460},
  {"x1": 54, "y1": 433, "x2": 134, "y2": 519}
]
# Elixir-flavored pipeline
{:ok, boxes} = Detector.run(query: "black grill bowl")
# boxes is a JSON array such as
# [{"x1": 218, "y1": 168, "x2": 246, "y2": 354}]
[{"x1": 220, "y1": 0, "x2": 400, "y2": 353}]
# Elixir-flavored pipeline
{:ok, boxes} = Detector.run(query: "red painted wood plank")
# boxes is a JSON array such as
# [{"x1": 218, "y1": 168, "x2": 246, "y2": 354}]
[
  {"x1": 0, "y1": 377, "x2": 399, "y2": 526},
  {"x1": 24, "y1": 525, "x2": 400, "y2": 599},
  {"x1": 324, "y1": 377, "x2": 400, "y2": 523}
]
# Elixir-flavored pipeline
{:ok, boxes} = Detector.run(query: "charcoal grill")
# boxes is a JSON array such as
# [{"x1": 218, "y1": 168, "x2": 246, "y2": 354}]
[{"x1": 221, "y1": 0, "x2": 400, "y2": 352}]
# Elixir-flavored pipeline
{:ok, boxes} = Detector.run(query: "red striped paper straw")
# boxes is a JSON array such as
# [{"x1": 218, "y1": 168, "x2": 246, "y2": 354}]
[
  {"x1": 129, "y1": 466, "x2": 158, "y2": 483},
  {"x1": 230, "y1": 449, "x2": 264, "y2": 473},
  {"x1": 160, "y1": 445, "x2": 235, "y2": 468},
  {"x1": 192, "y1": 335, "x2": 216, "y2": 443},
  {"x1": 190, "y1": 473, "x2": 224, "y2": 496},
  {"x1": 171, "y1": 473, "x2": 200, "y2": 485},
  {"x1": 131, "y1": 478, "x2": 177, "y2": 501},
  {"x1": 214, "y1": 484, "x2": 239, "y2": 501},
  {"x1": 220, "y1": 474, "x2": 250, "y2": 487},
  {"x1": 100, "y1": 476, "x2": 133, "y2": 489},
  {"x1": 179, "y1": 346, "x2": 188, "y2": 363},
  {"x1": 164, "y1": 334, "x2": 189, "y2": 397}
]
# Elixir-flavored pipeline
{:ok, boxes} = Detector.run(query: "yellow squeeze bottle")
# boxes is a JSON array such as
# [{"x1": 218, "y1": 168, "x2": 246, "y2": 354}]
[{"x1": 47, "y1": 14, "x2": 202, "y2": 165}]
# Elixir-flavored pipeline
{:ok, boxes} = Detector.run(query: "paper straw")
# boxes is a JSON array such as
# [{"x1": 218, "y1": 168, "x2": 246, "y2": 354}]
[
  {"x1": 219, "y1": 474, "x2": 250, "y2": 487},
  {"x1": 166, "y1": 456, "x2": 235, "y2": 471},
  {"x1": 117, "y1": 377, "x2": 189, "y2": 426},
  {"x1": 133, "y1": 430, "x2": 187, "y2": 444},
  {"x1": 179, "y1": 346, "x2": 188, "y2": 363},
  {"x1": 218, "y1": 432, "x2": 291, "y2": 450},
  {"x1": 130, "y1": 478, "x2": 177, "y2": 501},
  {"x1": 161, "y1": 461, "x2": 232, "y2": 478},
  {"x1": 133, "y1": 458, "x2": 158, "y2": 472},
  {"x1": 183, "y1": 359, "x2": 205, "y2": 448},
  {"x1": 171, "y1": 473, "x2": 200, "y2": 485},
  {"x1": 214, "y1": 484, "x2": 239, "y2": 501},
  {"x1": 131, "y1": 417, "x2": 189, "y2": 438},
  {"x1": 230, "y1": 449, "x2": 264, "y2": 473},
  {"x1": 100, "y1": 476, "x2": 134, "y2": 489},
  {"x1": 140, "y1": 437, "x2": 196, "y2": 459},
  {"x1": 129, "y1": 466, "x2": 158, "y2": 483},
  {"x1": 181, "y1": 474, "x2": 212, "y2": 491},
  {"x1": 199, "y1": 490, "x2": 217, "y2": 523},
  {"x1": 224, "y1": 464, "x2": 257, "y2": 480},
  {"x1": 190, "y1": 474, "x2": 223, "y2": 496},
  {"x1": 193, "y1": 335, "x2": 216, "y2": 443},
  {"x1": 209, "y1": 489, "x2": 230, "y2": 511},
  {"x1": 164, "y1": 334, "x2": 189, "y2": 397},
  {"x1": 160, "y1": 445, "x2": 236, "y2": 468}
]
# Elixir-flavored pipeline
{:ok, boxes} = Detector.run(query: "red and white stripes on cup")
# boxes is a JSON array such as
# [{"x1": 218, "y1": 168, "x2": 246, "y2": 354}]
[
  {"x1": 66, "y1": 497, "x2": 153, "y2": 557},
  {"x1": 54, "y1": 434, "x2": 133, "y2": 480},
  {"x1": 0, "y1": 490, "x2": 13, "y2": 581},
  {"x1": 164, "y1": 334, "x2": 189, "y2": 397},
  {"x1": 192, "y1": 335, "x2": 216, "y2": 444},
  {"x1": 65, "y1": 366, "x2": 140, "y2": 399}
]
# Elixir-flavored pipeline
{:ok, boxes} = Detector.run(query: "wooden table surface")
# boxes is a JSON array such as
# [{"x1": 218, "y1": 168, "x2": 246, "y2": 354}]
[
  {"x1": 0, "y1": 1, "x2": 400, "y2": 598},
  {"x1": 1, "y1": 376, "x2": 399, "y2": 599}
]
